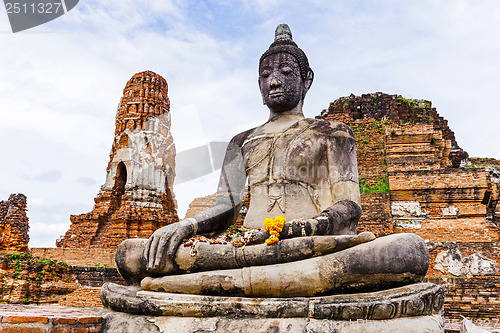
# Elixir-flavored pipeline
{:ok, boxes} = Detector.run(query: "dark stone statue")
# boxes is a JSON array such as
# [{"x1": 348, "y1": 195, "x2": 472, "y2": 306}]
[{"x1": 114, "y1": 24, "x2": 430, "y2": 298}]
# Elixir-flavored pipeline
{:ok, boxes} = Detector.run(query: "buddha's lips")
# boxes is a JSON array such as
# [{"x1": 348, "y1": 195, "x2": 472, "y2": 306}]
[{"x1": 269, "y1": 92, "x2": 284, "y2": 98}]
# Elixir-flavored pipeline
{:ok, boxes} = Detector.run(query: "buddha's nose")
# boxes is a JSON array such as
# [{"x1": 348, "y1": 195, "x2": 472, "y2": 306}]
[{"x1": 270, "y1": 77, "x2": 281, "y2": 88}]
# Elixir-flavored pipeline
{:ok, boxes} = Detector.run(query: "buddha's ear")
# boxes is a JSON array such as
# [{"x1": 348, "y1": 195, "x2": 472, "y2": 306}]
[
  {"x1": 303, "y1": 69, "x2": 314, "y2": 95},
  {"x1": 304, "y1": 69, "x2": 314, "y2": 92}
]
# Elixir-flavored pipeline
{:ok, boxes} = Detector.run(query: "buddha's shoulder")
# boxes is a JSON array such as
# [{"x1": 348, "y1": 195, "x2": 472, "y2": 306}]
[
  {"x1": 229, "y1": 127, "x2": 259, "y2": 147},
  {"x1": 302, "y1": 118, "x2": 355, "y2": 138},
  {"x1": 228, "y1": 118, "x2": 354, "y2": 147}
]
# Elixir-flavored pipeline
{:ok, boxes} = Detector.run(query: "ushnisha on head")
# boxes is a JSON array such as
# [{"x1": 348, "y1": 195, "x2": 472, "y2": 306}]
[
  {"x1": 260, "y1": 24, "x2": 313, "y2": 81},
  {"x1": 259, "y1": 24, "x2": 314, "y2": 114}
]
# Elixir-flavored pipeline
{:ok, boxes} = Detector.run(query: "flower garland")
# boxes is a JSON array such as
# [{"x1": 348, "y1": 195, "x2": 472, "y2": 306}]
[
  {"x1": 182, "y1": 216, "x2": 308, "y2": 254},
  {"x1": 287, "y1": 218, "x2": 306, "y2": 237},
  {"x1": 264, "y1": 215, "x2": 286, "y2": 245},
  {"x1": 183, "y1": 226, "x2": 258, "y2": 256},
  {"x1": 183, "y1": 235, "x2": 229, "y2": 256}
]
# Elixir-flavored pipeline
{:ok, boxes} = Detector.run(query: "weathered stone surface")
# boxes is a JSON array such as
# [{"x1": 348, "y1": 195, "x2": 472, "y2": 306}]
[
  {"x1": 101, "y1": 282, "x2": 444, "y2": 320},
  {"x1": 391, "y1": 201, "x2": 426, "y2": 218},
  {"x1": 177, "y1": 232, "x2": 375, "y2": 272},
  {"x1": 118, "y1": 232, "x2": 375, "y2": 279},
  {"x1": 103, "y1": 310, "x2": 160, "y2": 333},
  {"x1": 58, "y1": 71, "x2": 178, "y2": 248},
  {"x1": 238, "y1": 118, "x2": 361, "y2": 230},
  {"x1": 462, "y1": 253, "x2": 498, "y2": 276},
  {"x1": 434, "y1": 243, "x2": 465, "y2": 276},
  {"x1": 101, "y1": 311, "x2": 444, "y2": 333},
  {"x1": 434, "y1": 242, "x2": 498, "y2": 277},
  {"x1": 140, "y1": 233, "x2": 429, "y2": 297},
  {"x1": 0, "y1": 193, "x2": 29, "y2": 253},
  {"x1": 101, "y1": 281, "x2": 445, "y2": 332}
]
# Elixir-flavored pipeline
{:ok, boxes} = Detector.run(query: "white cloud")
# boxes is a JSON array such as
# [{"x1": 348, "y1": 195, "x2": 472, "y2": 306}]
[
  {"x1": 170, "y1": 105, "x2": 208, "y2": 151},
  {"x1": 174, "y1": 171, "x2": 220, "y2": 219}
]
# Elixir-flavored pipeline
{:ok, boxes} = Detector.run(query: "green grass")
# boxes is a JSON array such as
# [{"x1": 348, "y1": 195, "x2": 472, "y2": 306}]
[{"x1": 359, "y1": 176, "x2": 390, "y2": 194}]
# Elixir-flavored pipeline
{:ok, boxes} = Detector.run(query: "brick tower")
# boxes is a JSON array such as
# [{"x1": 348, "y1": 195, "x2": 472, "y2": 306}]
[{"x1": 58, "y1": 71, "x2": 178, "y2": 248}]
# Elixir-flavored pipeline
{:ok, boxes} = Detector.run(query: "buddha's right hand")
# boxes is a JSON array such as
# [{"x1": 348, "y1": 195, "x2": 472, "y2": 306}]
[{"x1": 143, "y1": 219, "x2": 197, "y2": 274}]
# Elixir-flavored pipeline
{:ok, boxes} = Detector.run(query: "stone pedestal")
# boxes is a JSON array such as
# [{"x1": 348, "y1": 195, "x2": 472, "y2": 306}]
[{"x1": 100, "y1": 282, "x2": 445, "y2": 333}]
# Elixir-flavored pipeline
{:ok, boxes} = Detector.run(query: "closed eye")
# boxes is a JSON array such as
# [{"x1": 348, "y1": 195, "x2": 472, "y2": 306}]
[{"x1": 260, "y1": 69, "x2": 271, "y2": 78}]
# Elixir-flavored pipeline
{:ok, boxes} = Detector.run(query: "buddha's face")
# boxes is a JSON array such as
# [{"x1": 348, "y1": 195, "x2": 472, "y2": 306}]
[{"x1": 259, "y1": 53, "x2": 305, "y2": 113}]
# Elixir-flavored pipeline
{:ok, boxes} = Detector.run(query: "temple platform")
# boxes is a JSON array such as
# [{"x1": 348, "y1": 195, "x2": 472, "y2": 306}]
[{"x1": 100, "y1": 282, "x2": 446, "y2": 332}]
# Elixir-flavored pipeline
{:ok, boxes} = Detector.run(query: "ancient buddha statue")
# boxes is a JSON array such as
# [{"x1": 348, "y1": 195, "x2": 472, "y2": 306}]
[{"x1": 115, "y1": 24, "x2": 429, "y2": 297}]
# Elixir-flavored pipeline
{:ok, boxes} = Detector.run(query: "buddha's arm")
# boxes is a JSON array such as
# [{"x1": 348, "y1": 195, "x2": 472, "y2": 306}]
[
  {"x1": 272, "y1": 198, "x2": 360, "y2": 240},
  {"x1": 144, "y1": 138, "x2": 247, "y2": 273},
  {"x1": 187, "y1": 140, "x2": 248, "y2": 234}
]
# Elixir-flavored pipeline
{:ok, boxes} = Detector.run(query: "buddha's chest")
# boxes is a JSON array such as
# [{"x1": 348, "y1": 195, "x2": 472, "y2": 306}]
[{"x1": 241, "y1": 132, "x2": 328, "y2": 184}]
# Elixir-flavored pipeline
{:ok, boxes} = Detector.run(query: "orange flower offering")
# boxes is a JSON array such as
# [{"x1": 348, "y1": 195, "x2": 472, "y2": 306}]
[{"x1": 264, "y1": 215, "x2": 286, "y2": 245}]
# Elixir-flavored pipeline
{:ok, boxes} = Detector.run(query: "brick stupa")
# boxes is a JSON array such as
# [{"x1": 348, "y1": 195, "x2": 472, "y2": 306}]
[{"x1": 58, "y1": 71, "x2": 179, "y2": 248}]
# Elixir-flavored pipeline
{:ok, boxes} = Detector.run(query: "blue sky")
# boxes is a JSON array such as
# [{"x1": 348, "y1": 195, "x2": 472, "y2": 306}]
[{"x1": 0, "y1": 0, "x2": 499, "y2": 247}]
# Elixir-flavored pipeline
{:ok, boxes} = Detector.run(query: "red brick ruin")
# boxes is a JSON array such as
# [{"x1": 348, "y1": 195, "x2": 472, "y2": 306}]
[
  {"x1": 0, "y1": 194, "x2": 29, "y2": 253},
  {"x1": 58, "y1": 71, "x2": 179, "y2": 248},
  {"x1": 320, "y1": 92, "x2": 498, "y2": 229},
  {"x1": 322, "y1": 92, "x2": 500, "y2": 320},
  {"x1": 185, "y1": 93, "x2": 500, "y2": 320}
]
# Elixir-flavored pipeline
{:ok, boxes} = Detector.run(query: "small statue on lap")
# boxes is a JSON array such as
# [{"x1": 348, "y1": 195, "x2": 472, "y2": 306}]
[{"x1": 115, "y1": 24, "x2": 429, "y2": 297}]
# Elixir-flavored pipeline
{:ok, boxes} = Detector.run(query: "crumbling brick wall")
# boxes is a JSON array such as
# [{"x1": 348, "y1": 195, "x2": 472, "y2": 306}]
[
  {"x1": 425, "y1": 274, "x2": 500, "y2": 321},
  {"x1": 399, "y1": 217, "x2": 500, "y2": 244},
  {"x1": 30, "y1": 248, "x2": 117, "y2": 267},
  {"x1": 0, "y1": 252, "x2": 78, "y2": 304},
  {"x1": 0, "y1": 194, "x2": 29, "y2": 253},
  {"x1": 0, "y1": 249, "x2": 125, "y2": 307},
  {"x1": 71, "y1": 266, "x2": 125, "y2": 287},
  {"x1": 390, "y1": 169, "x2": 490, "y2": 219},
  {"x1": 469, "y1": 157, "x2": 500, "y2": 225},
  {"x1": 357, "y1": 193, "x2": 393, "y2": 237},
  {"x1": 318, "y1": 92, "x2": 500, "y2": 323},
  {"x1": 319, "y1": 92, "x2": 496, "y2": 224},
  {"x1": 184, "y1": 194, "x2": 216, "y2": 219},
  {"x1": 425, "y1": 241, "x2": 500, "y2": 321},
  {"x1": 319, "y1": 92, "x2": 468, "y2": 166}
]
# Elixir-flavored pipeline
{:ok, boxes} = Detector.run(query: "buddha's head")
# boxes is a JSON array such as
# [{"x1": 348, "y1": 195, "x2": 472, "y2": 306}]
[{"x1": 259, "y1": 24, "x2": 314, "y2": 113}]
